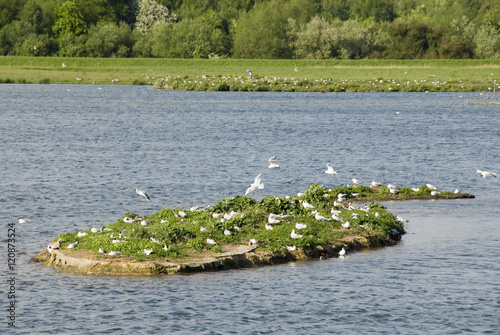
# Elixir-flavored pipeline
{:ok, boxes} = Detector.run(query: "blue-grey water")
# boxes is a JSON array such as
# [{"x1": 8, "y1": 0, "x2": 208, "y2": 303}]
[{"x1": 1, "y1": 85, "x2": 499, "y2": 334}]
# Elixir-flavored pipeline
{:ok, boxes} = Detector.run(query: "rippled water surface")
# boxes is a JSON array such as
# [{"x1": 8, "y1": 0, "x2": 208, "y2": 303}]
[{"x1": 1, "y1": 85, "x2": 499, "y2": 334}]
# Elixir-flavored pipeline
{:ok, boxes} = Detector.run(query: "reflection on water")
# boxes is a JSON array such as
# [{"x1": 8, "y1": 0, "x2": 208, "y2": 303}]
[{"x1": 1, "y1": 85, "x2": 498, "y2": 334}]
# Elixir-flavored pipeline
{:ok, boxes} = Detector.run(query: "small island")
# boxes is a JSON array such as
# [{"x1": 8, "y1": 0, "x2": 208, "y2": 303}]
[{"x1": 32, "y1": 184, "x2": 474, "y2": 276}]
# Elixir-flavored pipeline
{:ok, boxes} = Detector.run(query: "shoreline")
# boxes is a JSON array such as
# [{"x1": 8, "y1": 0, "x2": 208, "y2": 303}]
[{"x1": 32, "y1": 234, "x2": 399, "y2": 276}]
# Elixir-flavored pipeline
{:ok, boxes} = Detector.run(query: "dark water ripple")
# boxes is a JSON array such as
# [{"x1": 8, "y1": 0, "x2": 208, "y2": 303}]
[{"x1": 1, "y1": 85, "x2": 499, "y2": 334}]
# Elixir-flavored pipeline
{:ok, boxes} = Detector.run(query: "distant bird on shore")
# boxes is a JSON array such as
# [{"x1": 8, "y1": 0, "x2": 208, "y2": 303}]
[
  {"x1": 247, "y1": 69, "x2": 253, "y2": 78},
  {"x1": 352, "y1": 178, "x2": 362, "y2": 186},
  {"x1": 67, "y1": 242, "x2": 78, "y2": 249},
  {"x1": 338, "y1": 247, "x2": 346, "y2": 256},
  {"x1": 108, "y1": 251, "x2": 121, "y2": 256},
  {"x1": 267, "y1": 156, "x2": 280, "y2": 169},
  {"x1": 426, "y1": 184, "x2": 438, "y2": 190},
  {"x1": 207, "y1": 238, "x2": 217, "y2": 245},
  {"x1": 245, "y1": 173, "x2": 264, "y2": 196},
  {"x1": 325, "y1": 163, "x2": 337, "y2": 175},
  {"x1": 295, "y1": 222, "x2": 307, "y2": 230},
  {"x1": 477, "y1": 169, "x2": 498, "y2": 178}
]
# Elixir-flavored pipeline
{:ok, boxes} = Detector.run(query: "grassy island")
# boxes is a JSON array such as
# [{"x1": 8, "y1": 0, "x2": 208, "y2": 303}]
[{"x1": 33, "y1": 183, "x2": 474, "y2": 276}]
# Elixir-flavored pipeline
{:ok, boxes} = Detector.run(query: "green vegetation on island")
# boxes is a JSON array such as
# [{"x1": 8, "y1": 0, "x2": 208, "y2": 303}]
[{"x1": 42, "y1": 183, "x2": 473, "y2": 263}]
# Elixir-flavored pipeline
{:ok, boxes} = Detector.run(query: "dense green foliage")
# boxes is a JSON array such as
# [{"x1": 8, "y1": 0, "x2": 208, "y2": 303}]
[{"x1": 1, "y1": 0, "x2": 500, "y2": 59}]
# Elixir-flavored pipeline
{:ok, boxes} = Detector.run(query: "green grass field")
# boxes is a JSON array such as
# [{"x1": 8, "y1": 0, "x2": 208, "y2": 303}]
[{"x1": 1, "y1": 56, "x2": 500, "y2": 91}]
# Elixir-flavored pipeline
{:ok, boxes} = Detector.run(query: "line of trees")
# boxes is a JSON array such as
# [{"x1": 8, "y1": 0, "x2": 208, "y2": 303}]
[{"x1": 1, "y1": 0, "x2": 500, "y2": 59}]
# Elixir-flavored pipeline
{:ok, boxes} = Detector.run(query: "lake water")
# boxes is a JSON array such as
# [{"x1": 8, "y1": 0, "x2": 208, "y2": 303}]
[{"x1": 1, "y1": 85, "x2": 499, "y2": 334}]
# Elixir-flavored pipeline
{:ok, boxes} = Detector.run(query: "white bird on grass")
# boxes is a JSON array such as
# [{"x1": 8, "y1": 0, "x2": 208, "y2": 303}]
[
  {"x1": 91, "y1": 226, "x2": 100, "y2": 233},
  {"x1": 245, "y1": 173, "x2": 264, "y2": 196},
  {"x1": 144, "y1": 249, "x2": 153, "y2": 255},
  {"x1": 477, "y1": 169, "x2": 498, "y2": 178},
  {"x1": 200, "y1": 226, "x2": 209, "y2": 233},
  {"x1": 295, "y1": 222, "x2": 307, "y2": 230},
  {"x1": 371, "y1": 181, "x2": 382, "y2": 187},
  {"x1": 426, "y1": 184, "x2": 438, "y2": 191},
  {"x1": 325, "y1": 163, "x2": 337, "y2": 175},
  {"x1": 99, "y1": 248, "x2": 105, "y2": 253},
  {"x1": 77, "y1": 232, "x2": 88, "y2": 237},
  {"x1": 141, "y1": 217, "x2": 150, "y2": 226},
  {"x1": 249, "y1": 238, "x2": 258, "y2": 245},
  {"x1": 291, "y1": 229, "x2": 303, "y2": 239},
  {"x1": 301, "y1": 200, "x2": 314, "y2": 209},
  {"x1": 352, "y1": 178, "x2": 362, "y2": 186},
  {"x1": 18, "y1": 217, "x2": 31, "y2": 224},
  {"x1": 315, "y1": 212, "x2": 330, "y2": 221},
  {"x1": 207, "y1": 238, "x2": 217, "y2": 245},
  {"x1": 108, "y1": 251, "x2": 121, "y2": 256},
  {"x1": 224, "y1": 229, "x2": 232, "y2": 235},
  {"x1": 287, "y1": 245, "x2": 297, "y2": 251},
  {"x1": 267, "y1": 156, "x2": 280, "y2": 169},
  {"x1": 411, "y1": 187, "x2": 420, "y2": 192},
  {"x1": 341, "y1": 221, "x2": 350, "y2": 228},
  {"x1": 163, "y1": 245, "x2": 168, "y2": 251},
  {"x1": 123, "y1": 217, "x2": 135, "y2": 223},
  {"x1": 265, "y1": 224, "x2": 273, "y2": 230},
  {"x1": 67, "y1": 242, "x2": 78, "y2": 249},
  {"x1": 268, "y1": 214, "x2": 281, "y2": 224},
  {"x1": 431, "y1": 190, "x2": 440, "y2": 196}
]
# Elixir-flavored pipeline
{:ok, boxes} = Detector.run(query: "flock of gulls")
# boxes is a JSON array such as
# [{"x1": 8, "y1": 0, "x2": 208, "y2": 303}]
[{"x1": 33, "y1": 160, "x2": 497, "y2": 258}]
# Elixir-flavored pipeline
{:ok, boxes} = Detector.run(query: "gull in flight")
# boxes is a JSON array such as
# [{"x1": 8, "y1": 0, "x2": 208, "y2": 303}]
[
  {"x1": 267, "y1": 156, "x2": 280, "y2": 169},
  {"x1": 18, "y1": 217, "x2": 31, "y2": 224},
  {"x1": 291, "y1": 229, "x2": 303, "y2": 239},
  {"x1": 127, "y1": 187, "x2": 151, "y2": 202},
  {"x1": 477, "y1": 169, "x2": 498, "y2": 178},
  {"x1": 325, "y1": 163, "x2": 337, "y2": 175},
  {"x1": 245, "y1": 173, "x2": 264, "y2": 196}
]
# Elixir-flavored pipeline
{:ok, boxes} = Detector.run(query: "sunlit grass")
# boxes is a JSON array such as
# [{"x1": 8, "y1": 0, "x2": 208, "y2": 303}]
[{"x1": 1, "y1": 56, "x2": 500, "y2": 91}]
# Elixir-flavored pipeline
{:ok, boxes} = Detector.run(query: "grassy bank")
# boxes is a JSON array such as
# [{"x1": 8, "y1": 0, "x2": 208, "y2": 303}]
[{"x1": 1, "y1": 56, "x2": 500, "y2": 92}]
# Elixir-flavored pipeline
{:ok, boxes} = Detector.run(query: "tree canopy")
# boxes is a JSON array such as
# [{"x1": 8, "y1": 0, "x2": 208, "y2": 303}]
[{"x1": 1, "y1": 0, "x2": 499, "y2": 58}]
